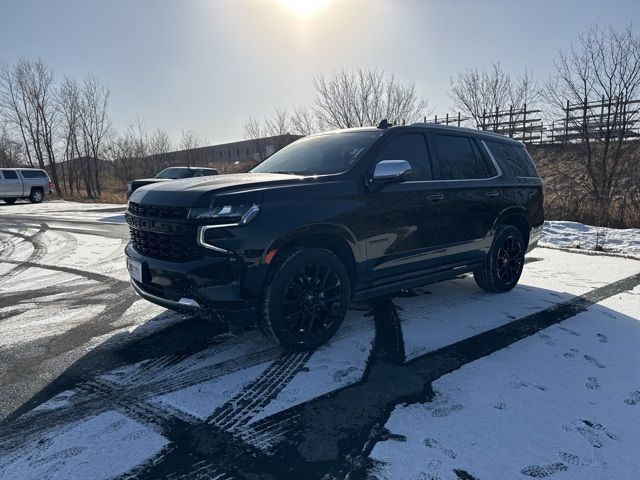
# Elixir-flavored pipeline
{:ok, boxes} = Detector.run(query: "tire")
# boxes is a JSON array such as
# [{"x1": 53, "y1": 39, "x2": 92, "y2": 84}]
[
  {"x1": 2, "y1": 198, "x2": 17, "y2": 204},
  {"x1": 29, "y1": 188, "x2": 43, "y2": 203},
  {"x1": 259, "y1": 247, "x2": 351, "y2": 350},
  {"x1": 474, "y1": 225, "x2": 526, "y2": 293}
]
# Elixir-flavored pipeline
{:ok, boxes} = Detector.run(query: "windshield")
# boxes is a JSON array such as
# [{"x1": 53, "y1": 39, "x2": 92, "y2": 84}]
[
  {"x1": 154, "y1": 167, "x2": 193, "y2": 179},
  {"x1": 250, "y1": 132, "x2": 381, "y2": 175}
]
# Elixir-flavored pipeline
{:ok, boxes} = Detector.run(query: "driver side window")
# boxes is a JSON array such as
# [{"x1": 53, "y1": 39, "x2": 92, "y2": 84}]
[{"x1": 376, "y1": 134, "x2": 432, "y2": 180}]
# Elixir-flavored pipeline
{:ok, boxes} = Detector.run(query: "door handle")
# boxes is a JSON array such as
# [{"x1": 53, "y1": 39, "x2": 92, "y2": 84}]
[
  {"x1": 426, "y1": 194, "x2": 444, "y2": 201},
  {"x1": 485, "y1": 191, "x2": 499, "y2": 197}
]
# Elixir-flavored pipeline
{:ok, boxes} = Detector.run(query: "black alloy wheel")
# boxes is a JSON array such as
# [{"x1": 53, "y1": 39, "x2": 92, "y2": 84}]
[
  {"x1": 474, "y1": 224, "x2": 526, "y2": 293},
  {"x1": 282, "y1": 262, "x2": 344, "y2": 341},
  {"x1": 259, "y1": 248, "x2": 351, "y2": 350},
  {"x1": 496, "y1": 235, "x2": 523, "y2": 285}
]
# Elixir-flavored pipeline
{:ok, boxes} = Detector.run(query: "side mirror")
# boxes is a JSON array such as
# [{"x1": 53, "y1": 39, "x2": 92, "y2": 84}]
[{"x1": 372, "y1": 159, "x2": 412, "y2": 182}]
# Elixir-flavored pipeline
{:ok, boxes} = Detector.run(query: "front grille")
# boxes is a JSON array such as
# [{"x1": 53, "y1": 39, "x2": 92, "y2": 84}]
[
  {"x1": 129, "y1": 227, "x2": 200, "y2": 261},
  {"x1": 128, "y1": 202, "x2": 188, "y2": 220}
]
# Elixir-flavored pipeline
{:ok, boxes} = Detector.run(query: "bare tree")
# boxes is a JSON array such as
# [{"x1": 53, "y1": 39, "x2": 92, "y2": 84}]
[
  {"x1": 290, "y1": 105, "x2": 319, "y2": 135},
  {"x1": 178, "y1": 129, "x2": 206, "y2": 166},
  {"x1": 242, "y1": 117, "x2": 269, "y2": 161},
  {"x1": 77, "y1": 74, "x2": 111, "y2": 196},
  {"x1": 0, "y1": 59, "x2": 62, "y2": 193},
  {"x1": 58, "y1": 76, "x2": 82, "y2": 194},
  {"x1": 242, "y1": 68, "x2": 429, "y2": 139},
  {"x1": 545, "y1": 24, "x2": 640, "y2": 224},
  {"x1": 450, "y1": 62, "x2": 540, "y2": 127},
  {"x1": 263, "y1": 107, "x2": 291, "y2": 136},
  {"x1": 242, "y1": 117, "x2": 263, "y2": 140},
  {"x1": 0, "y1": 122, "x2": 23, "y2": 167},
  {"x1": 313, "y1": 68, "x2": 430, "y2": 128}
]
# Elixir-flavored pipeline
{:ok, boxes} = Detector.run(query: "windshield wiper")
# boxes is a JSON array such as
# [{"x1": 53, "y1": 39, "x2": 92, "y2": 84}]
[{"x1": 272, "y1": 170, "x2": 300, "y2": 175}]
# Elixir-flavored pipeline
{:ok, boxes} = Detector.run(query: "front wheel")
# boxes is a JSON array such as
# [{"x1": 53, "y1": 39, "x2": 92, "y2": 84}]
[
  {"x1": 259, "y1": 248, "x2": 350, "y2": 350},
  {"x1": 474, "y1": 225, "x2": 526, "y2": 293}
]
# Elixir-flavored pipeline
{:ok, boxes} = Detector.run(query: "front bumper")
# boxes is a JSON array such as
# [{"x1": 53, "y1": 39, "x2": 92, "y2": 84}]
[{"x1": 126, "y1": 244, "x2": 257, "y2": 331}]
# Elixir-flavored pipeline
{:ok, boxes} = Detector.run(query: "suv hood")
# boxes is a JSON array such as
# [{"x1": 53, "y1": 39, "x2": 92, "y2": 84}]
[
  {"x1": 130, "y1": 178, "x2": 169, "y2": 188},
  {"x1": 129, "y1": 172, "x2": 304, "y2": 206}
]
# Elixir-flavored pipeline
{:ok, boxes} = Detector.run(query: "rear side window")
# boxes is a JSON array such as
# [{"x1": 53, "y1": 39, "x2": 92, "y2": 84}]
[
  {"x1": 376, "y1": 133, "x2": 432, "y2": 180},
  {"x1": 1, "y1": 169, "x2": 18, "y2": 179},
  {"x1": 19, "y1": 170, "x2": 47, "y2": 178},
  {"x1": 486, "y1": 141, "x2": 539, "y2": 178},
  {"x1": 204, "y1": 169, "x2": 219, "y2": 176},
  {"x1": 434, "y1": 135, "x2": 493, "y2": 180}
]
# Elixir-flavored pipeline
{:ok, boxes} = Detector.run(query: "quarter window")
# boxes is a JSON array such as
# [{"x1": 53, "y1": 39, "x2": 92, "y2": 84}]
[
  {"x1": 485, "y1": 141, "x2": 538, "y2": 178},
  {"x1": 375, "y1": 134, "x2": 432, "y2": 180},
  {"x1": 434, "y1": 135, "x2": 493, "y2": 180}
]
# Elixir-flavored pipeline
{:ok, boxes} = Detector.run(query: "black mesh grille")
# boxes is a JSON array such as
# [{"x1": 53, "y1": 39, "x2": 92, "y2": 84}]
[
  {"x1": 128, "y1": 202, "x2": 188, "y2": 220},
  {"x1": 129, "y1": 227, "x2": 199, "y2": 261}
]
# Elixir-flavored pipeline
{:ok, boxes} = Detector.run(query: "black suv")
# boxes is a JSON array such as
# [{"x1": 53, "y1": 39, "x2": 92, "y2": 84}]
[{"x1": 125, "y1": 124, "x2": 543, "y2": 350}]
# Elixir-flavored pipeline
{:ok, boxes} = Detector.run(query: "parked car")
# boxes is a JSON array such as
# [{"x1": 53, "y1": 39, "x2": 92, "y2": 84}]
[
  {"x1": 0, "y1": 168, "x2": 53, "y2": 204},
  {"x1": 127, "y1": 167, "x2": 219, "y2": 198},
  {"x1": 125, "y1": 123, "x2": 544, "y2": 350}
]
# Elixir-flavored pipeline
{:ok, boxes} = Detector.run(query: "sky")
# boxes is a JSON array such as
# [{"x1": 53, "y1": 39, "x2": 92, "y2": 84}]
[{"x1": 1, "y1": 0, "x2": 639, "y2": 144}]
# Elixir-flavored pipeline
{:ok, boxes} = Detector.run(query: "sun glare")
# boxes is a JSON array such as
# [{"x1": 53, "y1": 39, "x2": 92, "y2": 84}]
[{"x1": 276, "y1": 0, "x2": 332, "y2": 19}]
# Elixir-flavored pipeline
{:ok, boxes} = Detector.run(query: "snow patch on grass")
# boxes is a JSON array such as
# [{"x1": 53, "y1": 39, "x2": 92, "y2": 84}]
[{"x1": 541, "y1": 221, "x2": 640, "y2": 258}]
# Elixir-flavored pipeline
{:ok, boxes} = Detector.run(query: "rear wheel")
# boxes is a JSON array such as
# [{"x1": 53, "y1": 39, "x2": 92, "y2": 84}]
[
  {"x1": 29, "y1": 188, "x2": 43, "y2": 203},
  {"x1": 2, "y1": 198, "x2": 17, "y2": 204},
  {"x1": 474, "y1": 225, "x2": 525, "y2": 293},
  {"x1": 259, "y1": 248, "x2": 350, "y2": 350}
]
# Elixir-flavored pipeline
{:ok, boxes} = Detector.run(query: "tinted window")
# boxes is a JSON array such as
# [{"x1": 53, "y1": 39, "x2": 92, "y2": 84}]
[
  {"x1": 1, "y1": 170, "x2": 18, "y2": 179},
  {"x1": 203, "y1": 169, "x2": 219, "y2": 176},
  {"x1": 376, "y1": 134, "x2": 431, "y2": 180},
  {"x1": 435, "y1": 135, "x2": 492, "y2": 180},
  {"x1": 486, "y1": 141, "x2": 538, "y2": 178},
  {"x1": 18, "y1": 170, "x2": 46, "y2": 178},
  {"x1": 155, "y1": 167, "x2": 192, "y2": 179},
  {"x1": 251, "y1": 132, "x2": 381, "y2": 175}
]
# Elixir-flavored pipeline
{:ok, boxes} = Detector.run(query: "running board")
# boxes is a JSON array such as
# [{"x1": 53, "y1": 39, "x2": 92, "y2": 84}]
[{"x1": 352, "y1": 262, "x2": 481, "y2": 302}]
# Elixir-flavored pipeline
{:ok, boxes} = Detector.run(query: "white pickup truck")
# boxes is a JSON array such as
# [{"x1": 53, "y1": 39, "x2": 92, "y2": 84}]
[{"x1": 0, "y1": 168, "x2": 53, "y2": 204}]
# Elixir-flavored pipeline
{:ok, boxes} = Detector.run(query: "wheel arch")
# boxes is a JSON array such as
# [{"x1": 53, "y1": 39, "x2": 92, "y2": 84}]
[
  {"x1": 263, "y1": 224, "x2": 360, "y2": 294},
  {"x1": 493, "y1": 207, "x2": 530, "y2": 246}
]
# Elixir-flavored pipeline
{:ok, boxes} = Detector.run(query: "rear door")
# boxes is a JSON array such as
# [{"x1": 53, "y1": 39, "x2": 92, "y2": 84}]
[
  {"x1": 430, "y1": 133, "x2": 506, "y2": 261},
  {"x1": 363, "y1": 131, "x2": 447, "y2": 282},
  {"x1": 0, "y1": 170, "x2": 23, "y2": 197}
]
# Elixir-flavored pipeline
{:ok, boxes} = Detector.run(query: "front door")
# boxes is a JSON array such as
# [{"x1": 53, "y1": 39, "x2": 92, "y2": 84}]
[
  {"x1": 0, "y1": 170, "x2": 23, "y2": 197},
  {"x1": 363, "y1": 132, "x2": 447, "y2": 283}
]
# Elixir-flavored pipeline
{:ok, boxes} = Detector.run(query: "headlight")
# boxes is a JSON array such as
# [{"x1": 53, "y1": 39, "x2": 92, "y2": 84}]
[{"x1": 189, "y1": 204, "x2": 260, "y2": 225}]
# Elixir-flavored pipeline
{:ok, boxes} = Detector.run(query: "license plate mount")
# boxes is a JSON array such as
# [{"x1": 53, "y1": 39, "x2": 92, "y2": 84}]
[{"x1": 128, "y1": 258, "x2": 143, "y2": 282}]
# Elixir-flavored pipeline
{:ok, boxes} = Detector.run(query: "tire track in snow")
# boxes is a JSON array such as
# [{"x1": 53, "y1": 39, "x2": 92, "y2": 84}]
[
  {"x1": 207, "y1": 350, "x2": 312, "y2": 431},
  {"x1": 0, "y1": 224, "x2": 49, "y2": 284}
]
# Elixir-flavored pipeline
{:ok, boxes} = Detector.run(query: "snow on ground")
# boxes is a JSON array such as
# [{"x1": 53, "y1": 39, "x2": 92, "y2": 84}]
[
  {"x1": 369, "y1": 285, "x2": 640, "y2": 480},
  {"x1": 0, "y1": 411, "x2": 168, "y2": 480},
  {"x1": 102, "y1": 307, "x2": 375, "y2": 426},
  {"x1": 541, "y1": 221, "x2": 640, "y2": 258},
  {"x1": 396, "y1": 248, "x2": 639, "y2": 361},
  {"x1": 0, "y1": 199, "x2": 126, "y2": 224},
  {"x1": 1, "y1": 201, "x2": 640, "y2": 479}
]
